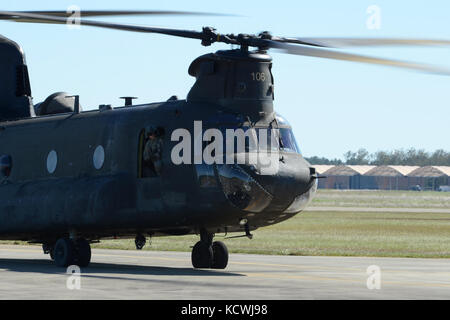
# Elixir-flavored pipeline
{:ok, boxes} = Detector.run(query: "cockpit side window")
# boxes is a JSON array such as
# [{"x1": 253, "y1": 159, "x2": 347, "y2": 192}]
[{"x1": 196, "y1": 164, "x2": 218, "y2": 188}]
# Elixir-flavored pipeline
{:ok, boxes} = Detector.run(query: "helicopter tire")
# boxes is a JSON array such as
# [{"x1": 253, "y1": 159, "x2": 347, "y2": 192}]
[
  {"x1": 53, "y1": 237, "x2": 75, "y2": 268},
  {"x1": 211, "y1": 241, "x2": 228, "y2": 269},
  {"x1": 74, "y1": 238, "x2": 91, "y2": 268},
  {"x1": 191, "y1": 241, "x2": 213, "y2": 269}
]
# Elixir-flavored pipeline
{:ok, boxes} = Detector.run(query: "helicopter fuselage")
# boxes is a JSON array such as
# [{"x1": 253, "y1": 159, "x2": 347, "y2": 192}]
[
  {"x1": 0, "y1": 41, "x2": 317, "y2": 246},
  {"x1": 0, "y1": 99, "x2": 316, "y2": 243}
]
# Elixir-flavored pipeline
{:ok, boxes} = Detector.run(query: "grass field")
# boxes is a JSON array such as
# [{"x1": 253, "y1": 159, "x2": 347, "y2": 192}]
[
  {"x1": 89, "y1": 189, "x2": 450, "y2": 258},
  {"x1": 308, "y1": 189, "x2": 450, "y2": 209},
  {"x1": 3, "y1": 190, "x2": 450, "y2": 258}
]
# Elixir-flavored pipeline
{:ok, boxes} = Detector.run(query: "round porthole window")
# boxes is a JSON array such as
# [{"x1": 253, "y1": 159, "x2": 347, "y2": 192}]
[
  {"x1": 47, "y1": 150, "x2": 57, "y2": 174},
  {"x1": 93, "y1": 145, "x2": 105, "y2": 169}
]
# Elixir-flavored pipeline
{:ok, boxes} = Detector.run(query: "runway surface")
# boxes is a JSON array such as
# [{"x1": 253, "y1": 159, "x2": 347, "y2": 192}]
[{"x1": 0, "y1": 244, "x2": 449, "y2": 299}]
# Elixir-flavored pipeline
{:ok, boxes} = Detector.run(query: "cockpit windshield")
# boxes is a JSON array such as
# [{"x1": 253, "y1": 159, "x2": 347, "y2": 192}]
[
  {"x1": 276, "y1": 113, "x2": 301, "y2": 154},
  {"x1": 279, "y1": 128, "x2": 301, "y2": 154},
  {"x1": 208, "y1": 126, "x2": 300, "y2": 155},
  {"x1": 202, "y1": 112, "x2": 301, "y2": 156}
]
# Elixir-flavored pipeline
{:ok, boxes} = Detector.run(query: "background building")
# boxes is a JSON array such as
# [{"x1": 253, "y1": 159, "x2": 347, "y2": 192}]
[
  {"x1": 317, "y1": 165, "x2": 375, "y2": 189},
  {"x1": 313, "y1": 165, "x2": 450, "y2": 190},
  {"x1": 360, "y1": 166, "x2": 419, "y2": 190},
  {"x1": 407, "y1": 166, "x2": 450, "y2": 191}
]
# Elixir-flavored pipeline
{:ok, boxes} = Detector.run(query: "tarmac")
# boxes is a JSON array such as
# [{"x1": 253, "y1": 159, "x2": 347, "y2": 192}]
[{"x1": 0, "y1": 244, "x2": 449, "y2": 299}]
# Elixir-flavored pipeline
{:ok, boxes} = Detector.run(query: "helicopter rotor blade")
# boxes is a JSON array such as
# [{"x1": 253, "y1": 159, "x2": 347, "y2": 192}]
[
  {"x1": 1, "y1": 10, "x2": 450, "y2": 75},
  {"x1": 266, "y1": 40, "x2": 450, "y2": 75},
  {"x1": 0, "y1": 10, "x2": 210, "y2": 40},
  {"x1": 0, "y1": 11, "x2": 240, "y2": 46},
  {"x1": 0, "y1": 10, "x2": 230, "y2": 23},
  {"x1": 270, "y1": 37, "x2": 450, "y2": 48},
  {"x1": 25, "y1": 10, "x2": 229, "y2": 17}
]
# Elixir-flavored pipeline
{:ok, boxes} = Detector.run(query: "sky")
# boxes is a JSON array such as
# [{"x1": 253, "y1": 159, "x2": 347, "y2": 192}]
[{"x1": 1, "y1": 1, "x2": 449, "y2": 160}]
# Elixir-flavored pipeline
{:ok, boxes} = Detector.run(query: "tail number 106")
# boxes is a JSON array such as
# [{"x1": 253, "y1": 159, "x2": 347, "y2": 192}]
[{"x1": 250, "y1": 72, "x2": 266, "y2": 82}]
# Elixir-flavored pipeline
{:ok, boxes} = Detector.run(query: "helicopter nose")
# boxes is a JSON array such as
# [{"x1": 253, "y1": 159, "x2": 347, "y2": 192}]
[{"x1": 238, "y1": 152, "x2": 316, "y2": 213}]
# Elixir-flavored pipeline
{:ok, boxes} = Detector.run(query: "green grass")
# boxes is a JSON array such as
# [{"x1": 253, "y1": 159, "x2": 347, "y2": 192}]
[
  {"x1": 89, "y1": 209, "x2": 450, "y2": 258},
  {"x1": 309, "y1": 189, "x2": 450, "y2": 208},
  {"x1": 2, "y1": 190, "x2": 450, "y2": 258}
]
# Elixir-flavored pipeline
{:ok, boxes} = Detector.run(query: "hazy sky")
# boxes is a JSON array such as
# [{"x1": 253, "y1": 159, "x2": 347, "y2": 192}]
[{"x1": 1, "y1": 1, "x2": 449, "y2": 159}]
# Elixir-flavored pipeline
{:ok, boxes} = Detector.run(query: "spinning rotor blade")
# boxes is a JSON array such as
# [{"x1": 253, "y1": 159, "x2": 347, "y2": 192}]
[
  {"x1": 22, "y1": 10, "x2": 226, "y2": 17},
  {"x1": 270, "y1": 37, "x2": 450, "y2": 48},
  {"x1": 266, "y1": 40, "x2": 450, "y2": 75},
  {"x1": 0, "y1": 11, "x2": 240, "y2": 46},
  {"x1": 0, "y1": 10, "x2": 228, "y2": 23},
  {"x1": 1, "y1": 10, "x2": 449, "y2": 75},
  {"x1": 0, "y1": 10, "x2": 209, "y2": 40}
]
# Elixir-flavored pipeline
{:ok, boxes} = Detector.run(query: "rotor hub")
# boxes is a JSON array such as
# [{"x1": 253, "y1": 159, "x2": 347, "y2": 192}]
[{"x1": 187, "y1": 49, "x2": 274, "y2": 118}]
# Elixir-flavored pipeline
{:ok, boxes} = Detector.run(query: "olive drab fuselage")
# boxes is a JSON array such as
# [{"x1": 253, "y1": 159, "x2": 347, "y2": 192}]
[{"x1": 0, "y1": 40, "x2": 317, "y2": 243}]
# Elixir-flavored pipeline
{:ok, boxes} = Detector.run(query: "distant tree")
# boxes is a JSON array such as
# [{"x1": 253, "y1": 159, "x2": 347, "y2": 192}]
[
  {"x1": 304, "y1": 156, "x2": 343, "y2": 165},
  {"x1": 344, "y1": 148, "x2": 370, "y2": 165},
  {"x1": 404, "y1": 148, "x2": 428, "y2": 166},
  {"x1": 306, "y1": 148, "x2": 450, "y2": 166},
  {"x1": 371, "y1": 150, "x2": 390, "y2": 165},
  {"x1": 429, "y1": 149, "x2": 450, "y2": 166}
]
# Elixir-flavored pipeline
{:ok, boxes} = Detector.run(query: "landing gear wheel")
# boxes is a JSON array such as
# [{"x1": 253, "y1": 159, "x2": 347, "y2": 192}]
[
  {"x1": 212, "y1": 241, "x2": 229, "y2": 269},
  {"x1": 74, "y1": 238, "x2": 91, "y2": 268},
  {"x1": 53, "y1": 238, "x2": 75, "y2": 267},
  {"x1": 191, "y1": 241, "x2": 213, "y2": 269}
]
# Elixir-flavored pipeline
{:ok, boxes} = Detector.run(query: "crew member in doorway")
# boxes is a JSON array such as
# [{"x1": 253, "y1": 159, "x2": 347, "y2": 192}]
[{"x1": 143, "y1": 126, "x2": 163, "y2": 177}]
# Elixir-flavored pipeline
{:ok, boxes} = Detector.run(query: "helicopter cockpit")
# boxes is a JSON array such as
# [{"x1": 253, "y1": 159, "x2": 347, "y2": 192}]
[
  {"x1": 195, "y1": 112, "x2": 313, "y2": 215},
  {"x1": 211, "y1": 113, "x2": 301, "y2": 155}
]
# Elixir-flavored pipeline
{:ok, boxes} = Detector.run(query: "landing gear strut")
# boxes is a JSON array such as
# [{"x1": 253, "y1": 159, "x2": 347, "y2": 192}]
[
  {"x1": 191, "y1": 230, "x2": 229, "y2": 269},
  {"x1": 42, "y1": 242, "x2": 55, "y2": 260},
  {"x1": 52, "y1": 237, "x2": 91, "y2": 268},
  {"x1": 135, "y1": 234, "x2": 146, "y2": 250}
]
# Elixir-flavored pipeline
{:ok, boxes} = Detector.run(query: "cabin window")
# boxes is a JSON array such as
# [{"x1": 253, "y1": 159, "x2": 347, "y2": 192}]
[
  {"x1": 46, "y1": 150, "x2": 58, "y2": 174},
  {"x1": 0, "y1": 155, "x2": 12, "y2": 179},
  {"x1": 93, "y1": 145, "x2": 105, "y2": 170}
]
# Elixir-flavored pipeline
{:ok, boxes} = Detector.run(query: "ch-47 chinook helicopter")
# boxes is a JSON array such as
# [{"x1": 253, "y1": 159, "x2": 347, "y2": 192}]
[{"x1": 0, "y1": 9, "x2": 450, "y2": 270}]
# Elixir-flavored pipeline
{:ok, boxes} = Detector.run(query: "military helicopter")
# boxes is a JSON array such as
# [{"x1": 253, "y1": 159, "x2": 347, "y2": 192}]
[{"x1": 0, "y1": 9, "x2": 449, "y2": 270}]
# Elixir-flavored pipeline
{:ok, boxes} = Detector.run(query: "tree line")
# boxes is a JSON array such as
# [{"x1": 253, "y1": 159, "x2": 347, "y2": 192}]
[{"x1": 305, "y1": 148, "x2": 450, "y2": 166}]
